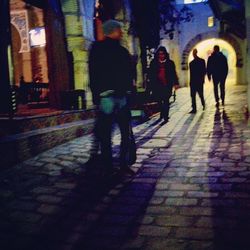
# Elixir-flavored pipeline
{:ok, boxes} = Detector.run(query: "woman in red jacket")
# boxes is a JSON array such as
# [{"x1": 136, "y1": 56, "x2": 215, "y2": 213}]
[{"x1": 148, "y1": 46, "x2": 179, "y2": 125}]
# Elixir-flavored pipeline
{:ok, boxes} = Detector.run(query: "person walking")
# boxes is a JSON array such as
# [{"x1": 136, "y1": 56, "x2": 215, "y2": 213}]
[
  {"x1": 88, "y1": 19, "x2": 134, "y2": 176},
  {"x1": 148, "y1": 46, "x2": 179, "y2": 125},
  {"x1": 207, "y1": 45, "x2": 228, "y2": 107},
  {"x1": 189, "y1": 48, "x2": 206, "y2": 113}
]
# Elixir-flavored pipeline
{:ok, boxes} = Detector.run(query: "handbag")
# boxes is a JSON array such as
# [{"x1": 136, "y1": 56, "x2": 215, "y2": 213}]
[{"x1": 127, "y1": 126, "x2": 137, "y2": 165}]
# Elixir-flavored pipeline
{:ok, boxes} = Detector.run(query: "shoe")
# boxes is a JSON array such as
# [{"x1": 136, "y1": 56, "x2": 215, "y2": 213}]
[
  {"x1": 215, "y1": 102, "x2": 219, "y2": 108},
  {"x1": 119, "y1": 166, "x2": 135, "y2": 176},
  {"x1": 101, "y1": 167, "x2": 117, "y2": 178},
  {"x1": 85, "y1": 156, "x2": 98, "y2": 173},
  {"x1": 203, "y1": 105, "x2": 205, "y2": 110},
  {"x1": 160, "y1": 120, "x2": 168, "y2": 126},
  {"x1": 85, "y1": 156, "x2": 96, "y2": 166},
  {"x1": 222, "y1": 101, "x2": 225, "y2": 106},
  {"x1": 189, "y1": 110, "x2": 196, "y2": 114}
]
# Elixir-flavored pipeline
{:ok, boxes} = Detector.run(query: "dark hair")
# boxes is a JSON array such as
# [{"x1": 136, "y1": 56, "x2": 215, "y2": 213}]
[
  {"x1": 214, "y1": 45, "x2": 220, "y2": 52},
  {"x1": 155, "y1": 46, "x2": 169, "y2": 59}
]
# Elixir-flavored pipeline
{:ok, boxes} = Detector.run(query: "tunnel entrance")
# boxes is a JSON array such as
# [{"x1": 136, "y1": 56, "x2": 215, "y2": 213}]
[{"x1": 188, "y1": 38, "x2": 237, "y2": 85}]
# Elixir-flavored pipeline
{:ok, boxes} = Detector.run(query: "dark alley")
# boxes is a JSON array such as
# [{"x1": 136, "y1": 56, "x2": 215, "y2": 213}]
[{"x1": 1, "y1": 85, "x2": 250, "y2": 250}]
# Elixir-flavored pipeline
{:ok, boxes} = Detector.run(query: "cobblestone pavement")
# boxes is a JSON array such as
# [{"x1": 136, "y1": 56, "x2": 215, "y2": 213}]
[{"x1": 1, "y1": 84, "x2": 250, "y2": 250}]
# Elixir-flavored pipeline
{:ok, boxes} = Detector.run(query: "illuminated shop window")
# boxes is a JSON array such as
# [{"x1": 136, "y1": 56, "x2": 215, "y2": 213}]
[
  {"x1": 29, "y1": 27, "x2": 46, "y2": 47},
  {"x1": 208, "y1": 16, "x2": 214, "y2": 27},
  {"x1": 184, "y1": 0, "x2": 207, "y2": 4}
]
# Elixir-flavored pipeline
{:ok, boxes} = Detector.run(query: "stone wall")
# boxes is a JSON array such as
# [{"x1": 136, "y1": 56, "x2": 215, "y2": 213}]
[
  {"x1": 61, "y1": 0, "x2": 143, "y2": 107},
  {"x1": 245, "y1": 0, "x2": 250, "y2": 112},
  {"x1": 160, "y1": 2, "x2": 247, "y2": 87},
  {"x1": 114, "y1": 0, "x2": 144, "y2": 89},
  {"x1": 61, "y1": 0, "x2": 89, "y2": 91},
  {"x1": 161, "y1": 3, "x2": 219, "y2": 86}
]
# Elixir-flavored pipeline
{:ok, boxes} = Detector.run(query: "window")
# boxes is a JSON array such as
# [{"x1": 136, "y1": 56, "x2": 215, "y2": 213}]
[
  {"x1": 29, "y1": 27, "x2": 46, "y2": 47},
  {"x1": 208, "y1": 16, "x2": 214, "y2": 27}
]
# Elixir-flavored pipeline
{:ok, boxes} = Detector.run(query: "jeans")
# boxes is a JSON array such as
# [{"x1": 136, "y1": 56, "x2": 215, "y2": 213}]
[{"x1": 98, "y1": 95, "x2": 130, "y2": 169}]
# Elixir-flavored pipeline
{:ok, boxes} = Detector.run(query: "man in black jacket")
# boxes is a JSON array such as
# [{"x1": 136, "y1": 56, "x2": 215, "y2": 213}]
[
  {"x1": 88, "y1": 19, "x2": 134, "y2": 175},
  {"x1": 207, "y1": 45, "x2": 228, "y2": 107},
  {"x1": 189, "y1": 48, "x2": 206, "y2": 113}
]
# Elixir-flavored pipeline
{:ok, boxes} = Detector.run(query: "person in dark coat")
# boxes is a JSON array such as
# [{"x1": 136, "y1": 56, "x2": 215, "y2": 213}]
[
  {"x1": 88, "y1": 19, "x2": 134, "y2": 176},
  {"x1": 207, "y1": 45, "x2": 228, "y2": 107},
  {"x1": 19, "y1": 76, "x2": 28, "y2": 104},
  {"x1": 189, "y1": 48, "x2": 206, "y2": 113},
  {"x1": 148, "y1": 46, "x2": 179, "y2": 125}
]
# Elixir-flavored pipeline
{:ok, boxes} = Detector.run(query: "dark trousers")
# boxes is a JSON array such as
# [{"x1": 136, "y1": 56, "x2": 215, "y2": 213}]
[
  {"x1": 89, "y1": 112, "x2": 101, "y2": 157},
  {"x1": 98, "y1": 96, "x2": 130, "y2": 169},
  {"x1": 213, "y1": 77, "x2": 226, "y2": 103},
  {"x1": 190, "y1": 84, "x2": 205, "y2": 111},
  {"x1": 157, "y1": 86, "x2": 172, "y2": 121}
]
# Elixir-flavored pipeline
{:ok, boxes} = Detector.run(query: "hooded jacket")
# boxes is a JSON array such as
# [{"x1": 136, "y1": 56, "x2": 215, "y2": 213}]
[{"x1": 148, "y1": 56, "x2": 179, "y2": 96}]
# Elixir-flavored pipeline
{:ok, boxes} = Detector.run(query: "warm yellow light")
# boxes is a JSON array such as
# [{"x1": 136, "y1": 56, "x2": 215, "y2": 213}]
[
  {"x1": 95, "y1": 0, "x2": 100, "y2": 8},
  {"x1": 208, "y1": 16, "x2": 214, "y2": 27},
  {"x1": 188, "y1": 38, "x2": 237, "y2": 85}
]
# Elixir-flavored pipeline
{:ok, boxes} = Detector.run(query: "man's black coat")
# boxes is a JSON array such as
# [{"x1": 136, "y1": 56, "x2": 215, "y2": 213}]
[
  {"x1": 189, "y1": 56, "x2": 206, "y2": 88},
  {"x1": 88, "y1": 38, "x2": 133, "y2": 104}
]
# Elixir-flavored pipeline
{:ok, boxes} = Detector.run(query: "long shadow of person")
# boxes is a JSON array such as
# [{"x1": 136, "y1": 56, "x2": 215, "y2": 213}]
[
  {"x1": 208, "y1": 108, "x2": 250, "y2": 250},
  {"x1": 71, "y1": 112, "x2": 200, "y2": 249}
]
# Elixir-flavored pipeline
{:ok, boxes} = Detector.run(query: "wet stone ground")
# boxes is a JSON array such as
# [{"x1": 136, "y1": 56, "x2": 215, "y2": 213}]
[{"x1": 1, "y1": 84, "x2": 250, "y2": 250}]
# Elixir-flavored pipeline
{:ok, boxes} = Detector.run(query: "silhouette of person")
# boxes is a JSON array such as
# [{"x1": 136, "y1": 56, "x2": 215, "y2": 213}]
[
  {"x1": 189, "y1": 48, "x2": 206, "y2": 113},
  {"x1": 148, "y1": 46, "x2": 179, "y2": 125},
  {"x1": 88, "y1": 19, "x2": 134, "y2": 176},
  {"x1": 19, "y1": 76, "x2": 28, "y2": 104},
  {"x1": 207, "y1": 45, "x2": 228, "y2": 107}
]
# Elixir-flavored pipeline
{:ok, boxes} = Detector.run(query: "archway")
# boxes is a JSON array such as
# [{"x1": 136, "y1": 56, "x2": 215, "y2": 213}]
[
  {"x1": 182, "y1": 31, "x2": 243, "y2": 70},
  {"x1": 188, "y1": 38, "x2": 237, "y2": 85},
  {"x1": 181, "y1": 31, "x2": 244, "y2": 86}
]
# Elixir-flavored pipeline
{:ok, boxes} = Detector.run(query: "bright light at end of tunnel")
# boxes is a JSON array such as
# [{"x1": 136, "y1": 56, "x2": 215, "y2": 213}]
[{"x1": 188, "y1": 38, "x2": 237, "y2": 85}]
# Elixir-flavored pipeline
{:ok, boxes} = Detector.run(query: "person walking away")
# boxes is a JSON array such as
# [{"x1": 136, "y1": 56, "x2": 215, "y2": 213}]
[
  {"x1": 189, "y1": 48, "x2": 206, "y2": 113},
  {"x1": 88, "y1": 19, "x2": 134, "y2": 176},
  {"x1": 148, "y1": 46, "x2": 179, "y2": 126},
  {"x1": 207, "y1": 45, "x2": 228, "y2": 107}
]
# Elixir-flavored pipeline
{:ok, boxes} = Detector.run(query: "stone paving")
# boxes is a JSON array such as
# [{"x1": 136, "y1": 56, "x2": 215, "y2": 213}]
[{"x1": 1, "y1": 84, "x2": 250, "y2": 250}]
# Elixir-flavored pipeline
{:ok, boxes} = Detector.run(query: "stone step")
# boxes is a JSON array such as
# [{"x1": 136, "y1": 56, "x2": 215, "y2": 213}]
[
  {"x1": 0, "y1": 102, "x2": 160, "y2": 169},
  {"x1": 0, "y1": 109, "x2": 96, "y2": 137},
  {"x1": 0, "y1": 118, "x2": 95, "y2": 168}
]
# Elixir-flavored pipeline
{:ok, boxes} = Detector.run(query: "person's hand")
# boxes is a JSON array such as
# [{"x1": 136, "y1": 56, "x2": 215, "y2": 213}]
[{"x1": 173, "y1": 85, "x2": 180, "y2": 90}]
